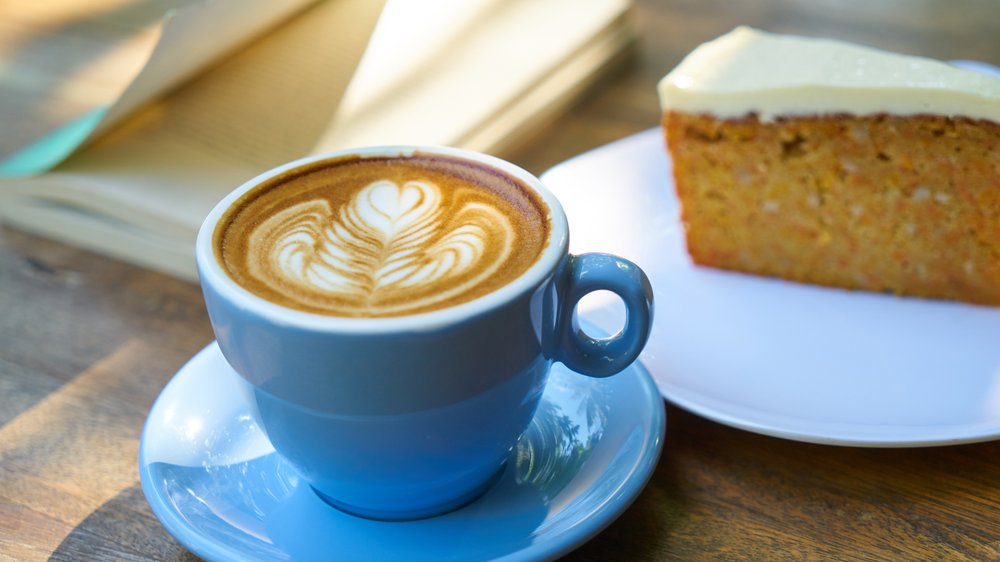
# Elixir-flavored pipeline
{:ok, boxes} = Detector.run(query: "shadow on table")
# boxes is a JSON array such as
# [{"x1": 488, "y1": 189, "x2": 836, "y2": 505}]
[{"x1": 50, "y1": 484, "x2": 200, "y2": 562}]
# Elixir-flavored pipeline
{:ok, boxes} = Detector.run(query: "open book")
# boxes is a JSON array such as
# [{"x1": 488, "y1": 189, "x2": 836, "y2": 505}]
[{"x1": 0, "y1": 0, "x2": 634, "y2": 279}]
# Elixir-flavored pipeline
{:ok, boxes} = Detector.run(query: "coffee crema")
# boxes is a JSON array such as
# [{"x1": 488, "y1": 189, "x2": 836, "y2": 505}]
[{"x1": 214, "y1": 154, "x2": 551, "y2": 317}]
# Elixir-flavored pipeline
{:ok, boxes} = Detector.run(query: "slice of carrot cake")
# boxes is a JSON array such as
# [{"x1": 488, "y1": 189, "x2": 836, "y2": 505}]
[{"x1": 659, "y1": 27, "x2": 1000, "y2": 305}]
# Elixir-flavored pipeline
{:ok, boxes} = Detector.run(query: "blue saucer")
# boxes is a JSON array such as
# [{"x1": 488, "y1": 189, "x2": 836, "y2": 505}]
[{"x1": 139, "y1": 342, "x2": 665, "y2": 561}]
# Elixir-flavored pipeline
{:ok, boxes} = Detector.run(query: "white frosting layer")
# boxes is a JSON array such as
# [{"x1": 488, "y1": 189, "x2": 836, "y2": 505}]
[{"x1": 658, "y1": 27, "x2": 1000, "y2": 122}]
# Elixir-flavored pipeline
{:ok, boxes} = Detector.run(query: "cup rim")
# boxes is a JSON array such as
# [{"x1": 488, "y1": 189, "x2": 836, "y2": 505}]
[{"x1": 195, "y1": 145, "x2": 569, "y2": 333}]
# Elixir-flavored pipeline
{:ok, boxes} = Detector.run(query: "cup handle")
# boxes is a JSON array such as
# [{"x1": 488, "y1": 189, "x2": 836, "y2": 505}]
[{"x1": 552, "y1": 253, "x2": 654, "y2": 377}]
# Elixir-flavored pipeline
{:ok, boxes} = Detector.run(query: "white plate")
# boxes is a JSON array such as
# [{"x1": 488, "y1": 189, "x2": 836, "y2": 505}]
[{"x1": 542, "y1": 128, "x2": 1000, "y2": 447}]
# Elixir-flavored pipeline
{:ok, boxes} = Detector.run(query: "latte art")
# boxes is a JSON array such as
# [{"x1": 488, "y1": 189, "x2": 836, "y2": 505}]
[
  {"x1": 215, "y1": 153, "x2": 550, "y2": 317},
  {"x1": 250, "y1": 179, "x2": 514, "y2": 315}
]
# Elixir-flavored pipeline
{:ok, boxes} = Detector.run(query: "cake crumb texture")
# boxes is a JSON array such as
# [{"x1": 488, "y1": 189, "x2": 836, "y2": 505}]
[{"x1": 664, "y1": 111, "x2": 1000, "y2": 305}]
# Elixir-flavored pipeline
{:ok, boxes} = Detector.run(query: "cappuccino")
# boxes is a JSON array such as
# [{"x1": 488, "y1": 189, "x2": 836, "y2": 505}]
[{"x1": 214, "y1": 153, "x2": 550, "y2": 317}]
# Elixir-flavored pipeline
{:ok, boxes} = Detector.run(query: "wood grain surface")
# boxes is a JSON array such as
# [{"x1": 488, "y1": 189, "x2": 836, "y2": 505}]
[{"x1": 3, "y1": 1, "x2": 1000, "y2": 560}]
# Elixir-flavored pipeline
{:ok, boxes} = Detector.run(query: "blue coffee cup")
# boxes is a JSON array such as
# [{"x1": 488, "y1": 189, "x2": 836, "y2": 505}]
[{"x1": 196, "y1": 146, "x2": 653, "y2": 520}]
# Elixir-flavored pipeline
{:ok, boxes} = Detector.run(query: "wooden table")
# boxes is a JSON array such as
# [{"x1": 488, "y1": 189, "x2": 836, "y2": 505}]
[{"x1": 3, "y1": 0, "x2": 1000, "y2": 560}]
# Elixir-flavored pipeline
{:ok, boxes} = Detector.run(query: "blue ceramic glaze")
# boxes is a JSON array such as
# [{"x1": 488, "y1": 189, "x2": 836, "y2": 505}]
[
  {"x1": 139, "y1": 342, "x2": 665, "y2": 561},
  {"x1": 552, "y1": 253, "x2": 655, "y2": 377},
  {"x1": 194, "y1": 146, "x2": 654, "y2": 520}
]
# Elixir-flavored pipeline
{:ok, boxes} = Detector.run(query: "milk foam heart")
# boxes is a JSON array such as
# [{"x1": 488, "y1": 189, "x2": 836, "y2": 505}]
[
  {"x1": 214, "y1": 153, "x2": 550, "y2": 317},
  {"x1": 248, "y1": 179, "x2": 514, "y2": 315}
]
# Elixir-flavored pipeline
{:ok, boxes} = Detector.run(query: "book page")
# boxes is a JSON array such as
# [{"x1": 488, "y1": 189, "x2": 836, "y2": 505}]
[
  {"x1": 318, "y1": 0, "x2": 631, "y2": 151},
  {"x1": 0, "y1": 0, "x2": 318, "y2": 176},
  {"x1": 336, "y1": 0, "x2": 504, "y2": 120},
  {"x1": 0, "y1": 0, "x2": 181, "y2": 160},
  {"x1": 16, "y1": 0, "x2": 387, "y2": 232},
  {"x1": 92, "y1": 0, "x2": 319, "y2": 139},
  {"x1": 0, "y1": 0, "x2": 633, "y2": 280}
]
